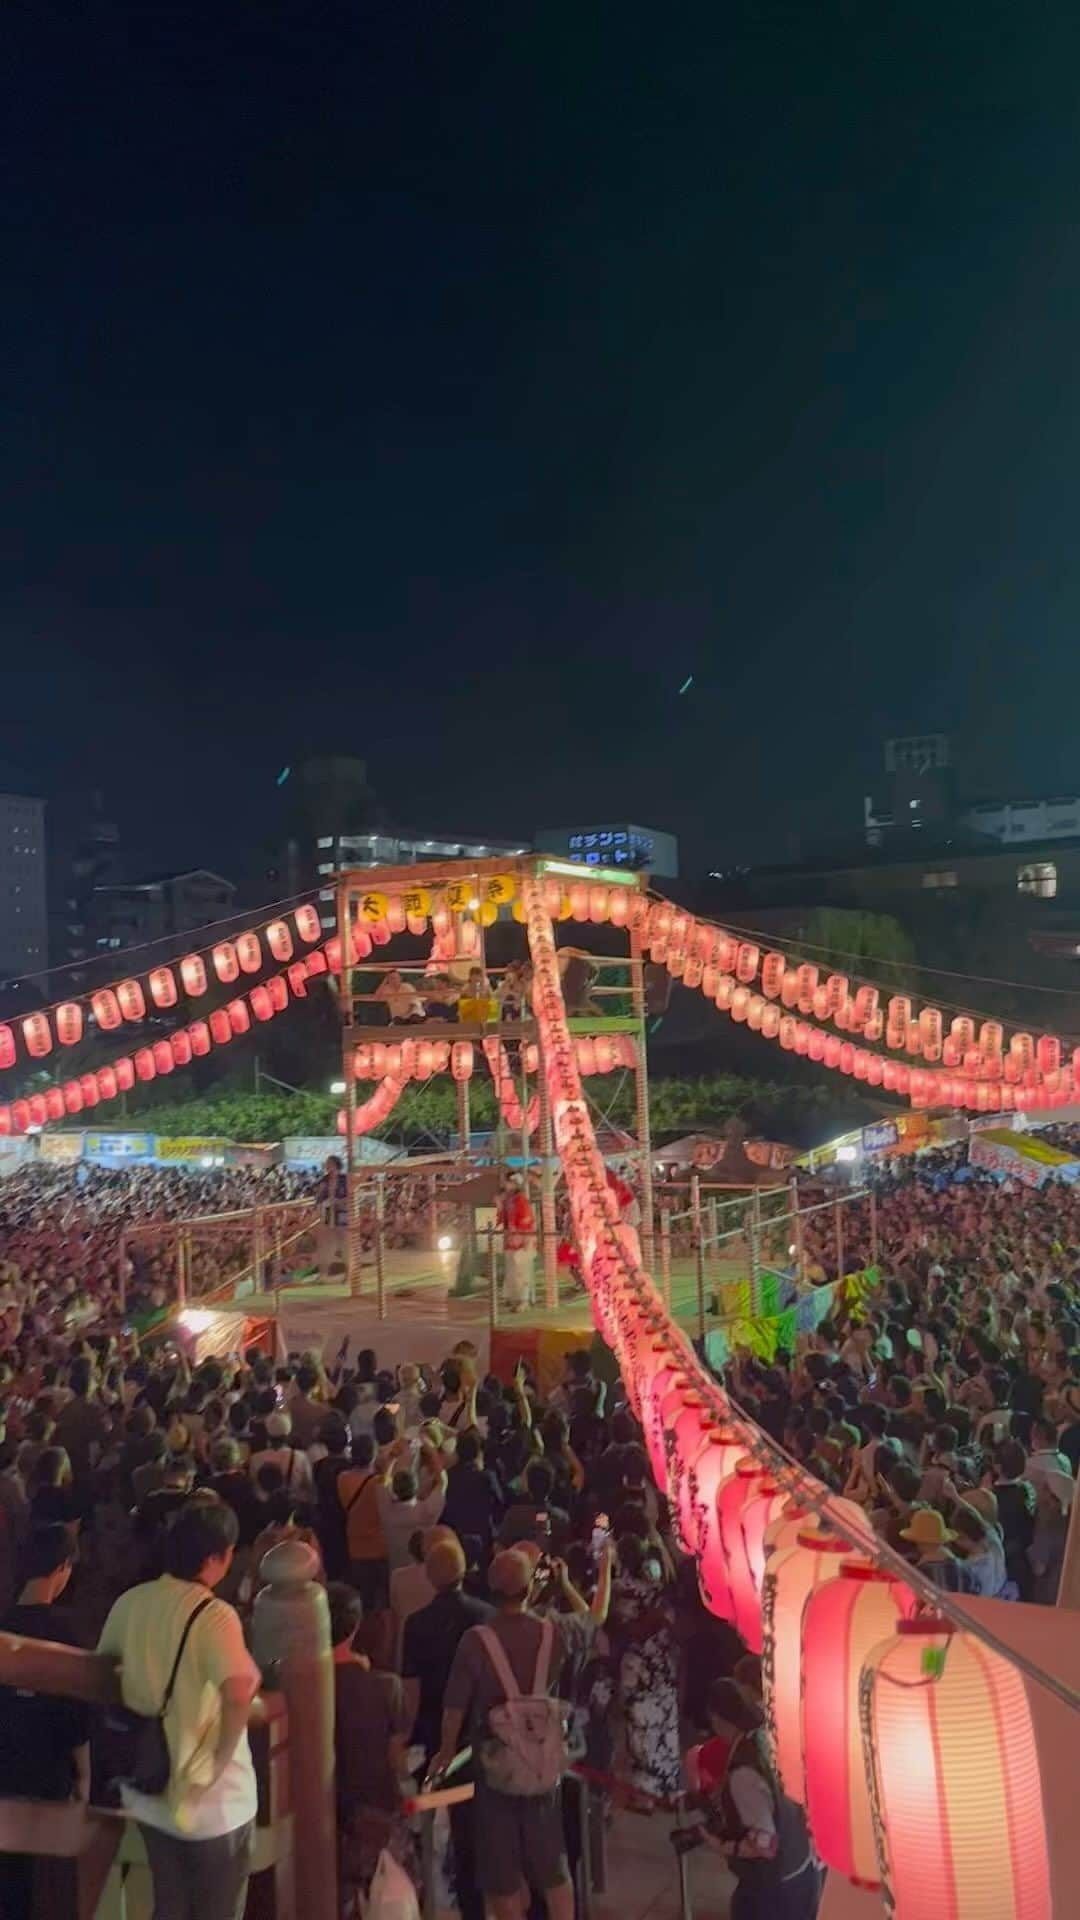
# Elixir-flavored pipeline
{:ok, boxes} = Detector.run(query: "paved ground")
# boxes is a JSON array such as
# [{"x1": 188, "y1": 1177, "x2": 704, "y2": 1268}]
[{"x1": 240, "y1": 1250, "x2": 753, "y2": 1336}]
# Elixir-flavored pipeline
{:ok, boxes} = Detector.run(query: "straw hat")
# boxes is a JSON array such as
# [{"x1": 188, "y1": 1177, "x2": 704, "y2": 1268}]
[{"x1": 900, "y1": 1508, "x2": 957, "y2": 1547}]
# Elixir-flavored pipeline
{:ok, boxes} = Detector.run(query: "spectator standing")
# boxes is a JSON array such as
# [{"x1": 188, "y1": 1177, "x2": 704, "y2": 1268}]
[
  {"x1": 337, "y1": 1433, "x2": 390, "y2": 1610},
  {"x1": 53, "y1": 1356, "x2": 109, "y2": 1484},
  {"x1": 0, "y1": 1525, "x2": 90, "y2": 1920},
  {"x1": 97, "y1": 1502, "x2": 260, "y2": 1920},
  {"x1": 442, "y1": 1430, "x2": 504, "y2": 1558},
  {"x1": 434, "y1": 1545, "x2": 612, "y2": 1920},
  {"x1": 328, "y1": 1582, "x2": 414, "y2": 1906}
]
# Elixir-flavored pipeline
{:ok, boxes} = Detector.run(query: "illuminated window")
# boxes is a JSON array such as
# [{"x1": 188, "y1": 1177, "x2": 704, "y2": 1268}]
[
  {"x1": 1017, "y1": 862, "x2": 1057, "y2": 898},
  {"x1": 317, "y1": 836, "x2": 334, "y2": 849},
  {"x1": 921, "y1": 871, "x2": 958, "y2": 889}
]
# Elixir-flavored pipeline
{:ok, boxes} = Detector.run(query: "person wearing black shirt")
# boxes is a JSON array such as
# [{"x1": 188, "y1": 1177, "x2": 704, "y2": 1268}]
[
  {"x1": 0, "y1": 1525, "x2": 91, "y2": 1920},
  {"x1": 403, "y1": 1538, "x2": 492, "y2": 1920},
  {"x1": 441, "y1": 1432, "x2": 504, "y2": 1558}
]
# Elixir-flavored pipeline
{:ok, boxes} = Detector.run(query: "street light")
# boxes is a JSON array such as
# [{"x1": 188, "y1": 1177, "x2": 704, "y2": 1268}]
[{"x1": 329, "y1": 1080, "x2": 346, "y2": 1095}]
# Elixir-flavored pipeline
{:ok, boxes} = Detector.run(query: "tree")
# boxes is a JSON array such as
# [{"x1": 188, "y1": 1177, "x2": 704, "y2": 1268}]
[{"x1": 791, "y1": 907, "x2": 917, "y2": 991}]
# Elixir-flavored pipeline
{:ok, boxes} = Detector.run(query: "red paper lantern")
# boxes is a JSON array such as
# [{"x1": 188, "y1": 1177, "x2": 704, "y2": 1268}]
[
  {"x1": 731, "y1": 985, "x2": 751, "y2": 1022},
  {"x1": 236, "y1": 930, "x2": 262, "y2": 974},
  {"x1": 114, "y1": 1057, "x2": 135, "y2": 1093},
  {"x1": 918, "y1": 1006, "x2": 943, "y2": 1059},
  {"x1": 287, "y1": 961, "x2": 309, "y2": 998},
  {"x1": 250, "y1": 984, "x2": 274, "y2": 1022},
  {"x1": 11, "y1": 1099, "x2": 31, "y2": 1132},
  {"x1": 267, "y1": 973, "x2": 289, "y2": 1012},
  {"x1": 188, "y1": 1021, "x2": 212, "y2": 1058},
  {"x1": 608, "y1": 887, "x2": 630, "y2": 927},
  {"x1": 27, "y1": 1094, "x2": 48, "y2": 1128},
  {"x1": 735, "y1": 941, "x2": 760, "y2": 983},
  {"x1": 180, "y1": 954, "x2": 208, "y2": 996},
  {"x1": 45, "y1": 1087, "x2": 66, "y2": 1120},
  {"x1": 96, "y1": 1066, "x2": 119, "y2": 1103},
  {"x1": 587, "y1": 884, "x2": 610, "y2": 924},
  {"x1": 63, "y1": 1081, "x2": 84, "y2": 1114},
  {"x1": 861, "y1": 1619, "x2": 1051, "y2": 1920},
  {"x1": 801, "y1": 1565, "x2": 918, "y2": 1888},
  {"x1": 853, "y1": 984, "x2": 879, "y2": 1026},
  {"x1": 0, "y1": 1109, "x2": 10, "y2": 1134},
  {"x1": 763, "y1": 1526, "x2": 863, "y2": 1804},
  {"x1": 148, "y1": 967, "x2": 177, "y2": 1009},
  {"x1": 0, "y1": 1025, "x2": 15, "y2": 1070},
  {"x1": 716, "y1": 1459, "x2": 773, "y2": 1650},
  {"x1": 795, "y1": 963, "x2": 819, "y2": 1011},
  {"x1": 305, "y1": 949, "x2": 329, "y2": 978},
  {"x1": 294, "y1": 903, "x2": 322, "y2": 943},
  {"x1": 739, "y1": 1481, "x2": 794, "y2": 1608},
  {"x1": 213, "y1": 942, "x2": 240, "y2": 984},
  {"x1": 761, "y1": 952, "x2": 786, "y2": 998},
  {"x1": 824, "y1": 1035, "x2": 842, "y2": 1068},
  {"x1": 1036, "y1": 1033, "x2": 1060, "y2": 1076},
  {"x1": 117, "y1": 979, "x2": 147, "y2": 1022},
  {"x1": 134, "y1": 1048, "x2": 156, "y2": 1083},
  {"x1": 55, "y1": 1002, "x2": 84, "y2": 1047},
  {"x1": 170, "y1": 1030, "x2": 193, "y2": 1068},
  {"x1": 266, "y1": 919, "x2": 294, "y2": 963},
  {"x1": 21, "y1": 1012, "x2": 53, "y2": 1058},
  {"x1": 227, "y1": 999, "x2": 251, "y2": 1036},
  {"x1": 451, "y1": 1041, "x2": 474, "y2": 1081},
  {"x1": 209, "y1": 1008, "x2": 232, "y2": 1045},
  {"x1": 152, "y1": 1041, "x2": 175, "y2": 1075}
]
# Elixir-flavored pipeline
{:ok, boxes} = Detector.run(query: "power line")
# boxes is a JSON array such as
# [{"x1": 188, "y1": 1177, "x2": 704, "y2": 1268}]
[{"x1": 0, "y1": 886, "x2": 323, "y2": 1007}]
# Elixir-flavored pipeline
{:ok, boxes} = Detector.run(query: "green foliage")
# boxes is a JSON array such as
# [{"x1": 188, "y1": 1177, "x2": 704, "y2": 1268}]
[
  {"x1": 791, "y1": 907, "x2": 917, "y2": 987},
  {"x1": 74, "y1": 1066, "x2": 850, "y2": 1148}
]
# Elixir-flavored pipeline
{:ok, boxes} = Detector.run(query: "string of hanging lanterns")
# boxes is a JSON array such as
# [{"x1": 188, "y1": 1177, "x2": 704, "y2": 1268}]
[
  {"x1": 642, "y1": 898, "x2": 1077, "y2": 1112},
  {"x1": 519, "y1": 875, "x2": 1054, "y2": 1919},
  {"x1": 0, "y1": 933, "x2": 346, "y2": 1137}
]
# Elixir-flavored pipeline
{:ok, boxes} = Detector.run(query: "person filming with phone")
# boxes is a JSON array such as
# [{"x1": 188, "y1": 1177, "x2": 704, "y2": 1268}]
[{"x1": 432, "y1": 1542, "x2": 613, "y2": 1920}]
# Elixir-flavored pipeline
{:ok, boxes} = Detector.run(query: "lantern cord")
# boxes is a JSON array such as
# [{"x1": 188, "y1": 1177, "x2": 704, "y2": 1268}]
[
  {"x1": 0, "y1": 887, "x2": 326, "y2": 1006},
  {"x1": 657, "y1": 894, "x2": 1080, "y2": 1042},
  {"x1": 716, "y1": 1398, "x2": 1080, "y2": 1714}
]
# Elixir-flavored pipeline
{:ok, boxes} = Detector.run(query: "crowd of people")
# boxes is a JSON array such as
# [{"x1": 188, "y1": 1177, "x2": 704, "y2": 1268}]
[
  {"x1": 0, "y1": 1318, "x2": 821, "y2": 1920},
  {"x1": 0, "y1": 1134, "x2": 1077, "y2": 1916},
  {"x1": 0, "y1": 1162, "x2": 322, "y2": 1334}
]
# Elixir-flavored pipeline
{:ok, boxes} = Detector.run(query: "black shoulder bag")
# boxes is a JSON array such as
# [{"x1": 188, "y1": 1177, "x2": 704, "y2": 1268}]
[{"x1": 114, "y1": 1595, "x2": 214, "y2": 1796}]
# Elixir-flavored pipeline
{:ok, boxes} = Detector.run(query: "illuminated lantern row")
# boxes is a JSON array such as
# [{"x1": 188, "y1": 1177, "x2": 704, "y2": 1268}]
[
  {"x1": 335, "y1": 1075, "x2": 409, "y2": 1135},
  {"x1": 643, "y1": 902, "x2": 1067, "y2": 1092},
  {"x1": 861, "y1": 1620, "x2": 1051, "y2": 1920},
  {"x1": 351, "y1": 1031, "x2": 633, "y2": 1088},
  {"x1": 656, "y1": 927, "x2": 1074, "y2": 1113},
  {"x1": 0, "y1": 940, "x2": 339, "y2": 1135},
  {"x1": 339, "y1": 870, "x2": 1054, "y2": 1920},
  {"x1": 0, "y1": 902, "x2": 327, "y2": 1069}
]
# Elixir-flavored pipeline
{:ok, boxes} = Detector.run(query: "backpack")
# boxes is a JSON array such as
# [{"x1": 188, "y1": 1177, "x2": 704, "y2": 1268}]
[{"x1": 476, "y1": 1620, "x2": 569, "y2": 1797}]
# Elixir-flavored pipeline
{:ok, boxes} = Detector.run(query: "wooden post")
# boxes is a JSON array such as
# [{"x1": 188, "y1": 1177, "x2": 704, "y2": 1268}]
[
  {"x1": 253, "y1": 1207, "x2": 265, "y2": 1294},
  {"x1": 252, "y1": 1541, "x2": 337, "y2": 1920},
  {"x1": 629, "y1": 921, "x2": 655, "y2": 1270},
  {"x1": 660, "y1": 1208, "x2": 672, "y2": 1307},
  {"x1": 375, "y1": 1174, "x2": 387, "y2": 1321},
  {"x1": 427, "y1": 1171, "x2": 438, "y2": 1252},
  {"x1": 706, "y1": 1195, "x2": 718, "y2": 1286},
  {"x1": 793, "y1": 1193, "x2": 806, "y2": 1289},
  {"x1": 695, "y1": 1215, "x2": 707, "y2": 1343},
  {"x1": 487, "y1": 1223, "x2": 499, "y2": 1328},
  {"x1": 456, "y1": 1075, "x2": 471, "y2": 1156}
]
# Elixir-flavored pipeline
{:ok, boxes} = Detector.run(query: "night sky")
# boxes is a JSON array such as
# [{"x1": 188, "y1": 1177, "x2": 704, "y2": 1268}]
[{"x1": 5, "y1": 4, "x2": 1080, "y2": 890}]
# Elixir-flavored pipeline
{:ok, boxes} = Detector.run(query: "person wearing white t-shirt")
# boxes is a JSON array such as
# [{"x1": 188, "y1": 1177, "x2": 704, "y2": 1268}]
[
  {"x1": 248, "y1": 1410, "x2": 315, "y2": 1503},
  {"x1": 97, "y1": 1501, "x2": 260, "y2": 1920}
]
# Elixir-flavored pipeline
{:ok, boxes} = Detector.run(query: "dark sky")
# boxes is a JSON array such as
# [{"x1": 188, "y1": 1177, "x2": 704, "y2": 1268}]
[{"x1": 4, "y1": 3, "x2": 1080, "y2": 890}]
